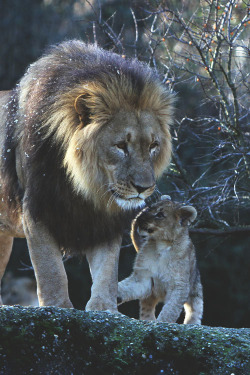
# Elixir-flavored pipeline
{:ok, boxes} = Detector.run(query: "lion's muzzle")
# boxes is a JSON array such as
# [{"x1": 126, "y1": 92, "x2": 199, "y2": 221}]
[
  {"x1": 110, "y1": 179, "x2": 155, "y2": 210},
  {"x1": 130, "y1": 181, "x2": 155, "y2": 195}
]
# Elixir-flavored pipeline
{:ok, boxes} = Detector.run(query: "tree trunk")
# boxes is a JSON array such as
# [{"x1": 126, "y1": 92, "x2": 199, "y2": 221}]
[{"x1": 0, "y1": 306, "x2": 249, "y2": 374}]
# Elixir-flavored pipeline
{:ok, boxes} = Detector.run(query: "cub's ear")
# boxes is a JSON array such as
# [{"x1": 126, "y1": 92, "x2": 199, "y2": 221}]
[
  {"x1": 74, "y1": 93, "x2": 91, "y2": 127},
  {"x1": 160, "y1": 195, "x2": 171, "y2": 201},
  {"x1": 177, "y1": 206, "x2": 197, "y2": 226}
]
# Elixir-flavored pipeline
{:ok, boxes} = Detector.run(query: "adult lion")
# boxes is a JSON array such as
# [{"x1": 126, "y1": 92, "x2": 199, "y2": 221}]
[{"x1": 0, "y1": 40, "x2": 174, "y2": 312}]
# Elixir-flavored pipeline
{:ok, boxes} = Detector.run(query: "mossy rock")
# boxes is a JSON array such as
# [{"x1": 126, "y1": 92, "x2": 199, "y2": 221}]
[{"x1": 0, "y1": 306, "x2": 249, "y2": 374}]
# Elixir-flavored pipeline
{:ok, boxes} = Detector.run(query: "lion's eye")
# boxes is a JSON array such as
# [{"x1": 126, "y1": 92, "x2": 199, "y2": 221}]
[
  {"x1": 115, "y1": 142, "x2": 128, "y2": 155},
  {"x1": 149, "y1": 141, "x2": 159, "y2": 153}
]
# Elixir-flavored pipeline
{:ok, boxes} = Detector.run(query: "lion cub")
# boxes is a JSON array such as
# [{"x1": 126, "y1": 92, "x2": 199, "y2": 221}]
[{"x1": 118, "y1": 197, "x2": 203, "y2": 324}]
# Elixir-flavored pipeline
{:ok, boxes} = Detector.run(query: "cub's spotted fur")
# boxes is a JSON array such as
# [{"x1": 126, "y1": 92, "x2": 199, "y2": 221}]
[{"x1": 118, "y1": 197, "x2": 203, "y2": 324}]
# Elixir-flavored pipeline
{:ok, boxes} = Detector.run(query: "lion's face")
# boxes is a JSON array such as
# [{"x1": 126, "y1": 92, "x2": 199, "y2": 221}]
[
  {"x1": 64, "y1": 108, "x2": 171, "y2": 213},
  {"x1": 93, "y1": 110, "x2": 171, "y2": 211}
]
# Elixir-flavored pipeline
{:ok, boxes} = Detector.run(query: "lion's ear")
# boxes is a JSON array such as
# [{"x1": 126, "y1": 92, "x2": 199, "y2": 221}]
[
  {"x1": 177, "y1": 206, "x2": 197, "y2": 226},
  {"x1": 74, "y1": 94, "x2": 91, "y2": 127}
]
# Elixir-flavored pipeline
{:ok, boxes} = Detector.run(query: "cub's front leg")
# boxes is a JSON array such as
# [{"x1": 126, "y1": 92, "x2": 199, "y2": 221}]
[
  {"x1": 157, "y1": 285, "x2": 189, "y2": 323},
  {"x1": 140, "y1": 294, "x2": 159, "y2": 321},
  {"x1": 23, "y1": 209, "x2": 73, "y2": 308},
  {"x1": 118, "y1": 272, "x2": 152, "y2": 305}
]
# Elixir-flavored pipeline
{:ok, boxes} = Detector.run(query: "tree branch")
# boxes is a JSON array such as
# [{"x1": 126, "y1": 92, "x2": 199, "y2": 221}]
[{"x1": 190, "y1": 225, "x2": 250, "y2": 236}]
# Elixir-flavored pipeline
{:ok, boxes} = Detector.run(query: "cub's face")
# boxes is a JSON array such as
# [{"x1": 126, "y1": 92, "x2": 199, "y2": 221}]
[
  {"x1": 96, "y1": 110, "x2": 171, "y2": 210},
  {"x1": 131, "y1": 199, "x2": 197, "y2": 251}
]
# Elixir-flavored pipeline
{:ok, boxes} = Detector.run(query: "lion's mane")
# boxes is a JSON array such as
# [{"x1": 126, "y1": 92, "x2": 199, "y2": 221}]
[{"x1": 2, "y1": 40, "x2": 174, "y2": 253}]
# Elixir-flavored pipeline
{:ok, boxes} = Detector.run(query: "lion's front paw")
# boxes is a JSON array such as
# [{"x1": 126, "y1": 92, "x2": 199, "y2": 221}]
[{"x1": 86, "y1": 296, "x2": 118, "y2": 313}]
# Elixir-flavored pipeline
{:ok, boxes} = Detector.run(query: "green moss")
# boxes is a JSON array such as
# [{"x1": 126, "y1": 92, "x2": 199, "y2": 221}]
[{"x1": 0, "y1": 306, "x2": 249, "y2": 375}]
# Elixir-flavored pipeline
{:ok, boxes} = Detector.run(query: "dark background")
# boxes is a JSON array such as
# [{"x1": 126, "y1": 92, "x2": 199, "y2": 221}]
[{"x1": 1, "y1": 0, "x2": 249, "y2": 328}]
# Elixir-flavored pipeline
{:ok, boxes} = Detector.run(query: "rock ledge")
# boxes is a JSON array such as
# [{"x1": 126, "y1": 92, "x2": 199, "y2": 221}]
[{"x1": 0, "y1": 306, "x2": 249, "y2": 374}]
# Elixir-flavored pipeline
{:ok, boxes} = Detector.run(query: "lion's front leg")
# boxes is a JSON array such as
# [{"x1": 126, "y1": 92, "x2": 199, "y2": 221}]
[
  {"x1": 0, "y1": 234, "x2": 13, "y2": 306},
  {"x1": 23, "y1": 210, "x2": 73, "y2": 308},
  {"x1": 85, "y1": 237, "x2": 122, "y2": 313}
]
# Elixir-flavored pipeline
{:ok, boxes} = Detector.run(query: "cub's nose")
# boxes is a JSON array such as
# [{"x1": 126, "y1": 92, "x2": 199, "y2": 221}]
[{"x1": 131, "y1": 181, "x2": 153, "y2": 194}]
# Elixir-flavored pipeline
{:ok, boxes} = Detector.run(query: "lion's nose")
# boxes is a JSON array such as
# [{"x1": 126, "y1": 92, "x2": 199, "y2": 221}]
[{"x1": 131, "y1": 181, "x2": 153, "y2": 194}]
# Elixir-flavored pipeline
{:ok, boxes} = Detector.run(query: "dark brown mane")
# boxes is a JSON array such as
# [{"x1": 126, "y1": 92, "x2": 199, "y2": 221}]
[{"x1": 1, "y1": 40, "x2": 174, "y2": 252}]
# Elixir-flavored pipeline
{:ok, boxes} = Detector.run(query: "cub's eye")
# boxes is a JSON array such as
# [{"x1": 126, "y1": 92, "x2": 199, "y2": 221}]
[
  {"x1": 155, "y1": 211, "x2": 165, "y2": 219},
  {"x1": 147, "y1": 228, "x2": 154, "y2": 233},
  {"x1": 115, "y1": 142, "x2": 128, "y2": 155}
]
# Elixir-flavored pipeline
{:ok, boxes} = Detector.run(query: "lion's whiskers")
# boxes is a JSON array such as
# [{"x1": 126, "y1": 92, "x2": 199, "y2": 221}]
[
  {"x1": 96, "y1": 182, "x2": 115, "y2": 195},
  {"x1": 107, "y1": 188, "x2": 120, "y2": 209},
  {"x1": 98, "y1": 183, "x2": 116, "y2": 202}
]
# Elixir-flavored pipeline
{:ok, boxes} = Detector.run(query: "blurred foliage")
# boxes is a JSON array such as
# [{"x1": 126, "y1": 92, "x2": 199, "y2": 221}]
[{"x1": 1, "y1": 0, "x2": 249, "y2": 328}]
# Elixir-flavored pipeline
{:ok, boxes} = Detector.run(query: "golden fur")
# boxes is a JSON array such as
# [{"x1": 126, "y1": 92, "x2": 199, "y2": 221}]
[
  {"x1": 0, "y1": 41, "x2": 174, "y2": 311},
  {"x1": 16, "y1": 41, "x2": 174, "y2": 211},
  {"x1": 118, "y1": 198, "x2": 203, "y2": 323}
]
